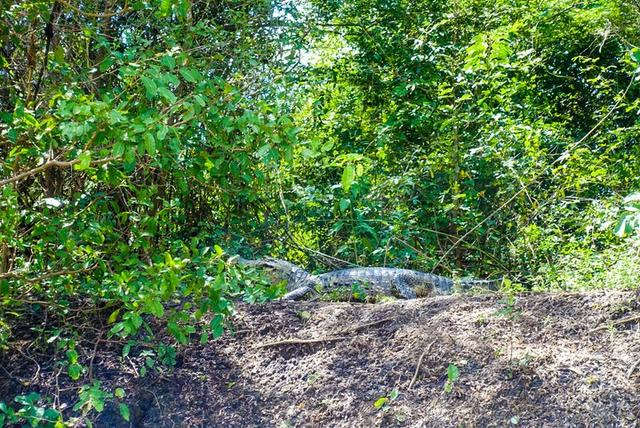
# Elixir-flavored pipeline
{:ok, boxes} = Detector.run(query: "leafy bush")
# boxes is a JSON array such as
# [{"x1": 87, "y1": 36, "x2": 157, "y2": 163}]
[
  {"x1": 1, "y1": 1, "x2": 293, "y2": 421},
  {"x1": 0, "y1": 0, "x2": 296, "y2": 345},
  {"x1": 0, "y1": 393, "x2": 62, "y2": 427}
]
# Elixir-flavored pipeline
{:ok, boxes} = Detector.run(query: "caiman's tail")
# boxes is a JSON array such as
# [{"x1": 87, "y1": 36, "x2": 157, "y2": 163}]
[
  {"x1": 459, "y1": 278, "x2": 502, "y2": 291},
  {"x1": 416, "y1": 273, "x2": 501, "y2": 295}
]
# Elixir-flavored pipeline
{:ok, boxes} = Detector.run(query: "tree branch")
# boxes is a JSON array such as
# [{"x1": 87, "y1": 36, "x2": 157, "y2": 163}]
[
  {"x1": 57, "y1": 0, "x2": 130, "y2": 18},
  {"x1": 0, "y1": 156, "x2": 117, "y2": 188},
  {"x1": 0, "y1": 264, "x2": 98, "y2": 283},
  {"x1": 32, "y1": 1, "x2": 61, "y2": 104}
]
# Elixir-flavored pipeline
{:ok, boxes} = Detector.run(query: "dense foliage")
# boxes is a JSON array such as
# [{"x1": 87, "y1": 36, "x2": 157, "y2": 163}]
[
  {"x1": 0, "y1": 0, "x2": 298, "y2": 345},
  {"x1": 1, "y1": 0, "x2": 639, "y2": 424},
  {"x1": 291, "y1": 0, "x2": 640, "y2": 286}
]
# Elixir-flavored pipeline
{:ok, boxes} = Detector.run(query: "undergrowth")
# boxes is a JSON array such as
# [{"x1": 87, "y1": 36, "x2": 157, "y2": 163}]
[{"x1": 534, "y1": 235, "x2": 640, "y2": 292}]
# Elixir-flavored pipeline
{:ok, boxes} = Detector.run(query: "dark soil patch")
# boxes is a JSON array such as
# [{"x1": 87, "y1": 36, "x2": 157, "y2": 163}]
[{"x1": 2, "y1": 291, "x2": 640, "y2": 427}]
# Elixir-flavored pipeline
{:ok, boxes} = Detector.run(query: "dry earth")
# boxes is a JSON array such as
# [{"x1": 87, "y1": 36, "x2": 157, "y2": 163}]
[{"x1": 2, "y1": 291, "x2": 640, "y2": 427}]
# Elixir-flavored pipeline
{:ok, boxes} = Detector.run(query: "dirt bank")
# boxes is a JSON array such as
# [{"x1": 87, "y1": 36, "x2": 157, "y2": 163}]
[{"x1": 2, "y1": 291, "x2": 640, "y2": 427}]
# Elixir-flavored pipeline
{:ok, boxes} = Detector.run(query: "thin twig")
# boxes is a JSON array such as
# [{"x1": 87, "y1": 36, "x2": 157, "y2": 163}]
[
  {"x1": 0, "y1": 364, "x2": 23, "y2": 385},
  {"x1": 589, "y1": 314, "x2": 640, "y2": 333},
  {"x1": 57, "y1": 0, "x2": 130, "y2": 18},
  {"x1": 1, "y1": 263, "x2": 98, "y2": 283},
  {"x1": 53, "y1": 366, "x2": 63, "y2": 408},
  {"x1": 338, "y1": 317, "x2": 395, "y2": 335},
  {"x1": 408, "y1": 340, "x2": 437, "y2": 390},
  {"x1": 87, "y1": 330, "x2": 105, "y2": 380},
  {"x1": 126, "y1": 356, "x2": 139, "y2": 378},
  {"x1": 627, "y1": 358, "x2": 640, "y2": 378},
  {"x1": 16, "y1": 348, "x2": 41, "y2": 383},
  {"x1": 142, "y1": 388, "x2": 164, "y2": 420},
  {"x1": 254, "y1": 336, "x2": 348, "y2": 348}
]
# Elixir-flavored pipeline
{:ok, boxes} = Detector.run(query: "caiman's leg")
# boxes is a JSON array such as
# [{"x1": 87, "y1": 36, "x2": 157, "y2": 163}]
[
  {"x1": 395, "y1": 279, "x2": 417, "y2": 299},
  {"x1": 282, "y1": 285, "x2": 315, "y2": 300}
]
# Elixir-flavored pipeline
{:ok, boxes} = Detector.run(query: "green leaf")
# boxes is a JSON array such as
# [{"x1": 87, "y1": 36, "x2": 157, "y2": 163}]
[
  {"x1": 67, "y1": 349, "x2": 78, "y2": 363},
  {"x1": 157, "y1": 87, "x2": 177, "y2": 103},
  {"x1": 99, "y1": 57, "x2": 114, "y2": 72},
  {"x1": 447, "y1": 363, "x2": 460, "y2": 382},
  {"x1": 373, "y1": 397, "x2": 388, "y2": 409},
  {"x1": 108, "y1": 110, "x2": 126, "y2": 124},
  {"x1": 124, "y1": 146, "x2": 137, "y2": 164},
  {"x1": 157, "y1": 125, "x2": 169, "y2": 141},
  {"x1": 146, "y1": 300, "x2": 164, "y2": 317},
  {"x1": 141, "y1": 76, "x2": 157, "y2": 99},
  {"x1": 176, "y1": 0, "x2": 189, "y2": 19},
  {"x1": 68, "y1": 363, "x2": 82, "y2": 380},
  {"x1": 341, "y1": 165, "x2": 355, "y2": 193},
  {"x1": 389, "y1": 389, "x2": 399, "y2": 401},
  {"x1": 144, "y1": 133, "x2": 156, "y2": 155},
  {"x1": 163, "y1": 72, "x2": 180, "y2": 86},
  {"x1": 107, "y1": 309, "x2": 120, "y2": 324},
  {"x1": 110, "y1": 322, "x2": 125, "y2": 335},
  {"x1": 74, "y1": 152, "x2": 91, "y2": 171},
  {"x1": 393, "y1": 84, "x2": 408, "y2": 97},
  {"x1": 119, "y1": 403, "x2": 130, "y2": 422},
  {"x1": 631, "y1": 48, "x2": 640, "y2": 63},
  {"x1": 161, "y1": 55, "x2": 176, "y2": 69},
  {"x1": 54, "y1": 45, "x2": 65, "y2": 63},
  {"x1": 615, "y1": 217, "x2": 634, "y2": 237},
  {"x1": 444, "y1": 381, "x2": 453, "y2": 393},
  {"x1": 339, "y1": 198, "x2": 350, "y2": 212},
  {"x1": 94, "y1": 399, "x2": 105, "y2": 412},
  {"x1": 210, "y1": 314, "x2": 224, "y2": 338},
  {"x1": 114, "y1": 388, "x2": 125, "y2": 399},
  {"x1": 44, "y1": 408, "x2": 61, "y2": 424},
  {"x1": 179, "y1": 68, "x2": 201, "y2": 83},
  {"x1": 112, "y1": 142, "x2": 125, "y2": 158},
  {"x1": 160, "y1": 0, "x2": 172, "y2": 15},
  {"x1": 255, "y1": 144, "x2": 271, "y2": 159},
  {"x1": 131, "y1": 313, "x2": 143, "y2": 329},
  {"x1": 193, "y1": 94, "x2": 206, "y2": 107}
]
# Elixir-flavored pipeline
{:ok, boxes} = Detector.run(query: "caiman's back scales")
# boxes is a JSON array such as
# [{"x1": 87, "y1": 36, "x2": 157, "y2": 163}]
[{"x1": 230, "y1": 256, "x2": 499, "y2": 300}]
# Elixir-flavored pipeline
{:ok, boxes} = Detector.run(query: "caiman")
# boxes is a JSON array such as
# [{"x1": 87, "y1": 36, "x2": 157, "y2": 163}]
[{"x1": 229, "y1": 256, "x2": 500, "y2": 300}]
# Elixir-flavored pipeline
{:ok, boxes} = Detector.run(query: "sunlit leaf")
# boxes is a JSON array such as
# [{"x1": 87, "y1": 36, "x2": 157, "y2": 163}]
[
  {"x1": 341, "y1": 165, "x2": 355, "y2": 193},
  {"x1": 119, "y1": 403, "x2": 130, "y2": 421}
]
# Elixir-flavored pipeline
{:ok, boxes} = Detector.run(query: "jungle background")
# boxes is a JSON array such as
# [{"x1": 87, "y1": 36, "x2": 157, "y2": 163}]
[{"x1": 1, "y1": 0, "x2": 640, "y2": 425}]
